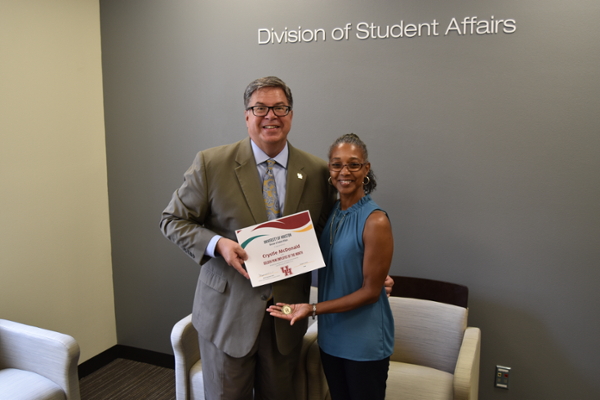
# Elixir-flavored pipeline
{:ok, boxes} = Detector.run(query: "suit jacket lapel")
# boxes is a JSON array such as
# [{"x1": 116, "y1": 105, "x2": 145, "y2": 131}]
[
  {"x1": 284, "y1": 143, "x2": 306, "y2": 215},
  {"x1": 235, "y1": 138, "x2": 267, "y2": 224}
]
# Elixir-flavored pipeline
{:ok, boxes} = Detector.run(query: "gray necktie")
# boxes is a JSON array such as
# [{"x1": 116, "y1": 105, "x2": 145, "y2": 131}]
[{"x1": 262, "y1": 159, "x2": 281, "y2": 220}]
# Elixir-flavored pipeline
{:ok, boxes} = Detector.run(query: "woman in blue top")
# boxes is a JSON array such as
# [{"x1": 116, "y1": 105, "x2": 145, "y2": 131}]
[{"x1": 268, "y1": 133, "x2": 394, "y2": 400}]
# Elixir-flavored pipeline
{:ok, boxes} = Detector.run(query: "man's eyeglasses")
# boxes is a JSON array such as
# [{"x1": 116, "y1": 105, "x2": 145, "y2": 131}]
[
  {"x1": 246, "y1": 106, "x2": 291, "y2": 117},
  {"x1": 329, "y1": 162, "x2": 367, "y2": 172}
]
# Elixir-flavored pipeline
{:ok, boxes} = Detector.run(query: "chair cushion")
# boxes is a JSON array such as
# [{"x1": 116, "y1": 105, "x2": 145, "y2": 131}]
[
  {"x1": 389, "y1": 296, "x2": 467, "y2": 373},
  {"x1": 386, "y1": 361, "x2": 453, "y2": 400},
  {"x1": 0, "y1": 368, "x2": 65, "y2": 400}
]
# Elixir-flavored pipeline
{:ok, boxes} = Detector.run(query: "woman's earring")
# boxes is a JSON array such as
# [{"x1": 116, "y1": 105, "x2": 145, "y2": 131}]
[
  {"x1": 328, "y1": 177, "x2": 333, "y2": 186},
  {"x1": 363, "y1": 176, "x2": 370, "y2": 186}
]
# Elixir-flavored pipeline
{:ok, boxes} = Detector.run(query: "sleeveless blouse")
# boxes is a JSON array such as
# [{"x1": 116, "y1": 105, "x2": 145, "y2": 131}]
[{"x1": 317, "y1": 195, "x2": 394, "y2": 361}]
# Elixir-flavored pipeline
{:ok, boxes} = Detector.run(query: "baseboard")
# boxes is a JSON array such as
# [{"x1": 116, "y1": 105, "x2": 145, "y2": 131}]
[{"x1": 78, "y1": 345, "x2": 174, "y2": 378}]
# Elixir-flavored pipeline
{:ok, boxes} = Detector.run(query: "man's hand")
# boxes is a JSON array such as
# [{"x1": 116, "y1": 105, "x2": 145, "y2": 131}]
[
  {"x1": 215, "y1": 238, "x2": 249, "y2": 279},
  {"x1": 384, "y1": 275, "x2": 394, "y2": 297}
]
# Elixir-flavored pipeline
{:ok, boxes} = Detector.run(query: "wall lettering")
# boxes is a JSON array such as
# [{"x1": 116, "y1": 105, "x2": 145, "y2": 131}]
[{"x1": 258, "y1": 16, "x2": 516, "y2": 44}]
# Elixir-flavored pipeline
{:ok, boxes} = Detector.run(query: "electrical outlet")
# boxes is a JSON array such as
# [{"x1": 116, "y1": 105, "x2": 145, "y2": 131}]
[{"x1": 495, "y1": 365, "x2": 511, "y2": 389}]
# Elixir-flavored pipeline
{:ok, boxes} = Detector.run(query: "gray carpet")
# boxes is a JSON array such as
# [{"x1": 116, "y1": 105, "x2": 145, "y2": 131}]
[{"x1": 79, "y1": 358, "x2": 175, "y2": 400}]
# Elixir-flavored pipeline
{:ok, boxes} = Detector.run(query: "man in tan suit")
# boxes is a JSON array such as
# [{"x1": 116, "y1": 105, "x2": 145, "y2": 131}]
[{"x1": 160, "y1": 77, "x2": 336, "y2": 399}]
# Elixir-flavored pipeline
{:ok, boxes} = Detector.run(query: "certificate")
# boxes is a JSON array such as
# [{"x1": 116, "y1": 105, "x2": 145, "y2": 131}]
[{"x1": 235, "y1": 210, "x2": 325, "y2": 287}]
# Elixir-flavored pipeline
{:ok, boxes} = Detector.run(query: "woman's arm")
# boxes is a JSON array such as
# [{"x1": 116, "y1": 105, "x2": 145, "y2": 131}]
[{"x1": 268, "y1": 210, "x2": 393, "y2": 325}]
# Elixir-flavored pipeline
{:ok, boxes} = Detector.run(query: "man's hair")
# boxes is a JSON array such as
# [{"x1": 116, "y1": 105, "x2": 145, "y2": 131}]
[
  {"x1": 328, "y1": 133, "x2": 378, "y2": 194},
  {"x1": 244, "y1": 76, "x2": 293, "y2": 109}
]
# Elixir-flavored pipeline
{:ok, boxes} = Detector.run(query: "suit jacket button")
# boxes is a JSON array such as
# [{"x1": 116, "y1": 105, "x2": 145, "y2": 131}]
[{"x1": 261, "y1": 295, "x2": 267, "y2": 301}]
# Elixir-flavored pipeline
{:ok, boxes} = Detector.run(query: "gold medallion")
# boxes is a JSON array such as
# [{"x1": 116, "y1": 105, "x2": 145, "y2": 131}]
[{"x1": 282, "y1": 305, "x2": 292, "y2": 315}]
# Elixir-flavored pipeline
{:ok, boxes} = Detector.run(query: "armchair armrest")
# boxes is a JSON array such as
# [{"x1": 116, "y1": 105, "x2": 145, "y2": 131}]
[
  {"x1": 453, "y1": 326, "x2": 481, "y2": 400},
  {"x1": 294, "y1": 321, "x2": 319, "y2": 400},
  {"x1": 305, "y1": 322, "x2": 332, "y2": 400},
  {"x1": 0, "y1": 319, "x2": 80, "y2": 400},
  {"x1": 171, "y1": 314, "x2": 200, "y2": 400}
]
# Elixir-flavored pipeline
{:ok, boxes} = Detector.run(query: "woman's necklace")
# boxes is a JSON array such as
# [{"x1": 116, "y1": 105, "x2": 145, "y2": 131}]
[{"x1": 329, "y1": 206, "x2": 347, "y2": 245}]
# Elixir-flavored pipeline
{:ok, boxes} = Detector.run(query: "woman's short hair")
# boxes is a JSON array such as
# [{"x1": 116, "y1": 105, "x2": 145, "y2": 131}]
[{"x1": 328, "y1": 133, "x2": 377, "y2": 194}]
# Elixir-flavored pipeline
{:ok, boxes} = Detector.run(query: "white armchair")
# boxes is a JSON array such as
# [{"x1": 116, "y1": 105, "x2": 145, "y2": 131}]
[
  {"x1": 0, "y1": 319, "x2": 80, "y2": 400},
  {"x1": 170, "y1": 287, "x2": 320, "y2": 400},
  {"x1": 170, "y1": 313, "x2": 203, "y2": 400},
  {"x1": 386, "y1": 296, "x2": 480, "y2": 400},
  {"x1": 306, "y1": 277, "x2": 481, "y2": 400}
]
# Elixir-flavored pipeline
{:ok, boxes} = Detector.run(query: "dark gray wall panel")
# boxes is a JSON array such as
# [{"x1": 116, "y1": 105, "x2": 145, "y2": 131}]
[{"x1": 100, "y1": 1, "x2": 600, "y2": 398}]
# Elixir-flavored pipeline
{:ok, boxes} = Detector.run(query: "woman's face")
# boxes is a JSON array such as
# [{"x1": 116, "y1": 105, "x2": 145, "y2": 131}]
[{"x1": 329, "y1": 143, "x2": 370, "y2": 201}]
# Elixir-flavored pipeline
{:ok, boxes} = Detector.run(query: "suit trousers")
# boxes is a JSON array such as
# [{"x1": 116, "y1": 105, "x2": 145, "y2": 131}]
[{"x1": 199, "y1": 309, "x2": 302, "y2": 400}]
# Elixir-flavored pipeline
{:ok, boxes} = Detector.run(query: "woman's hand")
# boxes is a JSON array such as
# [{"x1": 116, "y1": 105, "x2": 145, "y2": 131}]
[
  {"x1": 267, "y1": 303, "x2": 312, "y2": 325},
  {"x1": 384, "y1": 275, "x2": 394, "y2": 297}
]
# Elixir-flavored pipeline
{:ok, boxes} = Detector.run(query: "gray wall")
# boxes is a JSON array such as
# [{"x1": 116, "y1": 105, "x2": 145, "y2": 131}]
[{"x1": 100, "y1": 1, "x2": 600, "y2": 398}]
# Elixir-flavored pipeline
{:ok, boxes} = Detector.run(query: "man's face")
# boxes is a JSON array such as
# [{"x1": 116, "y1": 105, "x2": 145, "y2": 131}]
[{"x1": 245, "y1": 87, "x2": 293, "y2": 156}]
